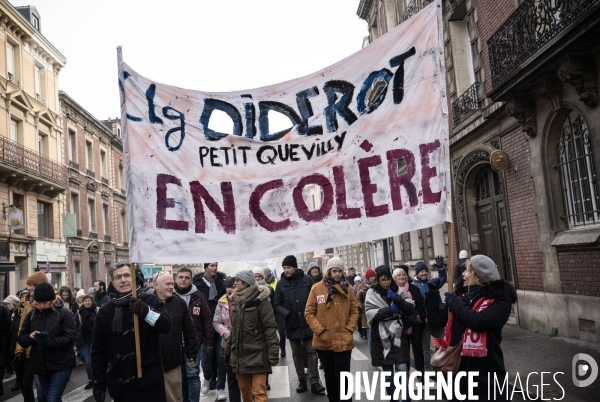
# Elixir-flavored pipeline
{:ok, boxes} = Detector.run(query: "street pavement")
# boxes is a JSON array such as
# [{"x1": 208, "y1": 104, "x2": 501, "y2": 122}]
[{"x1": 1, "y1": 324, "x2": 598, "y2": 401}]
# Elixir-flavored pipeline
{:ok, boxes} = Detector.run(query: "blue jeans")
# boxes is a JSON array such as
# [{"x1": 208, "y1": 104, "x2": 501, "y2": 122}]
[
  {"x1": 79, "y1": 343, "x2": 93, "y2": 381},
  {"x1": 35, "y1": 369, "x2": 72, "y2": 402},
  {"x1": 200, "y1": 335, "x2": 226, "y2": 388},
  {"x1": 382, "y1": 363, "x2": 410, "y2": 402},
  {"x1": 214, "y1": 334, "x2": 227, "y2": 390},
  {"x1": 182, "y1": 347, "x2": 202, "y2": 402},
  {"x1": 365, "y1": 328, "x2": 372, "y2": 353}
]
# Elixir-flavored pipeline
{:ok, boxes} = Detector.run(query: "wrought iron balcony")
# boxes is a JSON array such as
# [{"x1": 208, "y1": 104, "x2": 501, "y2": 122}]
[
  {"x1": 403, "y1": 0, "x2": 423, "y2": 21},
  {"x1": 452, "y1": 83, "x2": 482, "y2": 125},
  {"x1": 76, "y1": 229, "x2": 82, "y2": 237},
  {"x1": 89, "y1": 231, "x2": 98, "y2": 239},
  {"x1": 121, "y1": 188, "x2": 126, "y2": 195},
  {"x1": 104, "y1": 235, "x2": 112, "y2": 242},
  {"x1": 7, "y1": 72, "x2": 19, "y2": 87},
  {"x1": 123, "y1": 241, "x2": 128, "y2": 247},
  {"x1": 488, "y1": 0, "x2": 600, "y2": 86},
  {"x1": 87, "y1": 169, "x2": 95, "y2": 178},
  {"x1": 68, "y1": 160, "x2": 79, "y2": 170},
  {"x1": 0, "y1": 136, "x2": 67, "y2": 187},
  {"x1": 101, "y1": 177, "x2": 108, "y2": 185},
  {"x1": 36, "y1": 94, "x2": 46, "y2": 105}
]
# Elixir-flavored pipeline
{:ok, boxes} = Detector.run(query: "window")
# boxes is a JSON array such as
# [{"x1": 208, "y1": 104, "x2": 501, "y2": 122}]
[
  {"x1": 38, "y1": 133, "x2": 47, "y2": 156},
  {"x1": 73, "y1": 261, "x2": 82, "y2": 288},
  {"x1": 70, "y1": 193, "x2": 80, "y2": 230},
  {"x1": 121, "y1": 210, "x2": 127, "y2": 244},
  {"x1": 86, "y1": 141, "x2": 93, "y2": 171},
  {"x1": 409, "y1": 230, "x2": 421, "y2": 259},
  {"x1": 100, "y1": 150, "x2": 107, "y2": 178},
  {"x1": 119, "y1": 164, "x2": 125, "y2": 189},
  {"x1": 449, "y1": 20, "x2": 475, "y2": 96},
  {"x1": 35, "y1": 66, "x2": 43, "y2": 100},
  {"x1": 556, "y1": 110, "x2": 600, "y2": 227},
  {"x1": 6, "y1": 42, "x2": 15, "y2": 84},
  {"x1": 37, "y1": 201, "x2": 52, "y2": 238},
  {"x1": 12, "y1": 193, "x2": 25, "y2": 235},
  {"x1": 10, "y1": 119, "x2": 18, "y2": 143},
  {"x1": 32, "y1": 15, "x2": 39, "y2": 30},
  {"x1": 68, "y1": 130, "x2": 77, "y2": 163},
  {"x1": 88, "y1": 199, "x2": 96, "y2": 232},
  {"x1": 103, "y1": 204, "x2": 109, "y2": 235}
]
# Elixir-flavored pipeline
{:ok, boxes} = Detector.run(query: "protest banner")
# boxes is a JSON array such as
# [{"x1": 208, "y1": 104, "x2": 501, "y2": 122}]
[{"x1": 118, "y1": 1, "x2": 450, "y2": 263}]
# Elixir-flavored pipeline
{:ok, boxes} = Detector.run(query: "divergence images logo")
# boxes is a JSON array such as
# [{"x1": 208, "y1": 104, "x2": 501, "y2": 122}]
[{"x1": 572, "y1": 353, "x2": 598, "y2": 388}]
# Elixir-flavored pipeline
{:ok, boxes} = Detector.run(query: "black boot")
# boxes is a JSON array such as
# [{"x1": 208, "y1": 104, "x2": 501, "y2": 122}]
[
  {"x1": 296, "y1": 379, "x2": 308, "y2": 393},
  {"x1": 280, "y1": 346, "x2": 286, "y2": 357},
  {"x1": 311, "y1": 382, "x2": 326, "y2": 394}
]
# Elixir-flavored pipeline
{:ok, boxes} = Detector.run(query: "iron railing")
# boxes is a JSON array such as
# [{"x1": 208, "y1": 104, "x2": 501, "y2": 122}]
[
  {"x1": 403, "y1": 0, "x2": 423, "y2": 21},
  {"x1": 104, "y1": 235, "x2": 111, "y2": 242},
  {"x1": 488, "y1": 0, "x2": 600, "y2": 86},
  {"x1": 120, "y1": 188, "x2": 126, "y2": 195},
  {"x1": 7, "y1": 72, "x2": 19, "y2": 86},
  {"x1": 87, "y1": 169, "x2": 95, "y2": 178},
  {"x1": 36, "y1": 94, "x2": 46, "y2": 105},
  {"x1": 452, "y1": 83, "x2": 482, "y2": 124},
  {"x1": 101, "y1": 177, "x2": 108, "y2": 185},
  {"x1": 89, "y1": 231, "x2": 98, "y2": 239},
  {"x1": 76, "y1": 229, "x2": 82, "y2": 237},
  {"x1": 0, "y1": 136, "x2": 67, "y2": 186},
  {"x1": 68, "y1": 160, "x2": 79, "y2": 170}
]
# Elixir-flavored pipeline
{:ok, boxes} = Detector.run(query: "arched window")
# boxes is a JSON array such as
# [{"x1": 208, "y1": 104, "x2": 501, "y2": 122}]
[{"x1": 556, "y1": 110, "x2": 600, "y2": 227}]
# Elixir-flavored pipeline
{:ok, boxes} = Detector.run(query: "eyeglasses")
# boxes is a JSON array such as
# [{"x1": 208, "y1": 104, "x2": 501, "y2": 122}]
[
  {"x1": 379, "y1": 277, "x2": 392, "y2": 283},
  {"x1": 113, "y1": 273, "x2": 132, "y2": 281}
]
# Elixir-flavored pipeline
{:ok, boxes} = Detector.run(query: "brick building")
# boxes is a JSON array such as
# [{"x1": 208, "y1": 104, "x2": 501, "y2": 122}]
[
  {"x1": 0, "y1": 3, "x2": 67, "y2": 297},
  {"x1": 357, "y1": 0, "x2": 600, "y2": 342},
  {"x1": 61, "y1": 91, "x2": 129, "y2": 290}
]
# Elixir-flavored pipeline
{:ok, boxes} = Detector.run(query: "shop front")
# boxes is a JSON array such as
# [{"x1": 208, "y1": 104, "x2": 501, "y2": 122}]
[{"x1": 34, "y1": 240, "x2": 68, "y2": 288}]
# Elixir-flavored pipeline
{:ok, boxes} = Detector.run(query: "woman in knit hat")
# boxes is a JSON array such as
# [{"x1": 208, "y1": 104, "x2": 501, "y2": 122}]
[
  {"x1": 18, "y1": 282, "x2": 77, "y2": 402},
  {"x1": 225, "y1": 270, "x2": 279, "y2": 402},
  {"x1": 305, "y1": 257, "x2": 358, "y2": 402},
  {"x1": 365, "y1": 266, "x2": 414, "y2": 401},
  {"x1": 427, "y1": 255, "x2": 517, "y2": 401}
]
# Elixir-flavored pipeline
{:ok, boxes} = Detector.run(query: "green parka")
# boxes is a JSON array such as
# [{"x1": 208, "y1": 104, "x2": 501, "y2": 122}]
[{"x1": 225, "y1": 284, "x2": 279, "y2": 375}]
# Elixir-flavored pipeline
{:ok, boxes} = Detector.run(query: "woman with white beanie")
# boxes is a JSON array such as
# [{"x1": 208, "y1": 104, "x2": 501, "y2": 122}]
[{"x1": 305, "y1": 257, "x2": 358, "y2": 402}]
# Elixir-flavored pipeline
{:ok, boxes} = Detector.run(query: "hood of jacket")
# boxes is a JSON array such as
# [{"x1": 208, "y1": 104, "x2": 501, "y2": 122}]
[{"x1": 478, "y1": 279, "x2": 517, "y2": 303}]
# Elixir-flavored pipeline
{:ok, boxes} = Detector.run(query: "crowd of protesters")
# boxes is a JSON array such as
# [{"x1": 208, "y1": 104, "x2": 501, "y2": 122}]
[{"x1": 0, "y1": 250, "x2": 516, "y2": 402}]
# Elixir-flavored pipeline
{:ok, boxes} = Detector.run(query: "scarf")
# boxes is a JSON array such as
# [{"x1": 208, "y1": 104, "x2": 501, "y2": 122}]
[
  {"x1": 108, "y1": 282, "x2": 144, "y2": 334},
  {"x1": 203, "y1": 274, "x2": 218, "y2": 301},
  {"x1": 432, "y1": 296, "x2": 495, "y2": 357},
  {"x1": 364, "y1": 287, "x2": 413, "y2": 359},
  {"x1": 232, "y1": 284, "x2": 259, "y2": 305},
  {"x1": 399, "y1": 282, "x2": 413, "y2": 335},
  {"x1": 265, "y1": 275, "x2": 276, "y2": 285},
  {"x1": 323, "y1": 277, "x2": 349, "y2": 308},
  {"x1": 79, "y1": 303, "x2": 97, "y2": 331},
  {"x1": 175, "y1": 284, "x2": 197, "y2": 305}
]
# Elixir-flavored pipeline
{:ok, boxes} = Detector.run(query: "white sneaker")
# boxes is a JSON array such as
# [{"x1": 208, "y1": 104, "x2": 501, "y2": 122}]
[
  {"x1": 217, "y1": 389, "x2": 227, "y2": 401},
  {"x1": 201, "y1": 380, "x2": 210, "y2": 394}
]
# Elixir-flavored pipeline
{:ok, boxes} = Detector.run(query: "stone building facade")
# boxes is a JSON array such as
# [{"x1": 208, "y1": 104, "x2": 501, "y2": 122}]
[
  {"x1": 61, "y1": 91, "x2": 129, "y2": 290},
  {"x1": 357, "y1": 0, "x2": 600, "y2": 342},
  {"x1": 0, "y1": 3, "x2": 67, "y2": 297}
]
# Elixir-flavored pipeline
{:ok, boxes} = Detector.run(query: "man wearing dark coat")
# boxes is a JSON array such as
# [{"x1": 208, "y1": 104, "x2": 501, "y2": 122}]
[
  {"x1": 91, "y1": 262, "x2": 171, "y2": 402},
  {"x1": 93, "y1": 280, "x2": 109, "y2": 308},
  {"x1": 273, "y1": 255, "x2": 325, "y2": 394}
]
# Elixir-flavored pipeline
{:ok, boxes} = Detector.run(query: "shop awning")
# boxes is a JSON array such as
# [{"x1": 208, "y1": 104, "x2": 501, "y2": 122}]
[{"x1": 37, "y1": 262, "x2": 68, "y2": 271}]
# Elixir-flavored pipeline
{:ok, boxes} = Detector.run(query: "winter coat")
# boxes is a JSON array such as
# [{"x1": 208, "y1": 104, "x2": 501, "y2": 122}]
[
  {"x1": 0, "y1": 304, "x2": 10, "y2": 364},
  {"x1": 356, "y1": 284, "x2": 370, "y2": 328},
  {"x1": 265, "y1": 276, "x2": 278, "y2": 292},
  {"x1": 15, "y1": 297, "x2": 33, "y2": 358},
  {"x1": 305, "y1": 280, "x2": 358, "y2": 352},
  {"x1": 174, "y1": 285, "x2": 214, "y2": 347},
  {"x1": 273, "y1": 269, "x2": 314, "y2": 339},
  {"x1": 17, "y1": 298, "x2": 77, "y2": 375},
  {"x1": 76, "y1": 303, "x2": 97, "y2": 347},
  {"x1": 9, "y1": 309, "x2": 22, "y2": 360},
  {"x1": 91, "y1": 287, "x2": 171, "y2": 401},
  {"x1": 408, "y1": 282, "x2": 426, "y2": 325},
  {"x1": 225, "y1": 285, "x2": 279, "y2": 375},
  {"x1": 160, "y1": 296, "x2": 199, "y2": 371},
  {"x1": 427, "y1": 280, "x2": 517, "y2": 401},
  {"x1": 213, "y1": 294, "x2": 232, "y2": 348},
  {"x1": 366, "y1": 285, "x2": 414, "y2": 367},
  {"x1": 193, "y1": 272, "x2": 227, "y2": 318},
  {"x1": 94, "y1": 291, "x2": 110, "y2": 308},
  {"x1": 346, "y1": 274, "x2": 356, "y2": 286}
]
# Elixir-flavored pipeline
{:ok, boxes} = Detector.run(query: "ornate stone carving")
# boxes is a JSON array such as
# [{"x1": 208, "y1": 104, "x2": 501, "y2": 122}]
[
  {"x1": 536, "y1": 76, "x2": 562, "y2": 109},
  {"x1": 505, "y1": 97, "x2": 537, "y2": 137},
  {"x1": 557, "y1": 56, "x2": 598, "y2": 107},
  {"x1": 454, "y1": 150, "x2": 490, "y2": 227},
  {"x1": 487, "y1": 136, "x2": 501, "y2": 150}
]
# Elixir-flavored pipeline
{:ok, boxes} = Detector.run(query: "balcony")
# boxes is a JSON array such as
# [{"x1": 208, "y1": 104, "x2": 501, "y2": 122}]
[
  {"x1": 488, "y1": 0, "x2": 600, "y2": 87},
  {"x1": 68, "y1": 160, "x2": 79, "y2": 170},
  {"x1": 7, "y1": 72, "x2": 19, "y2": 87},
  {"x1": 36, "y1": 94, "x2": 46, "y2": 105},
  {"x1": 101, "y1": 177, "x2": 108, "y2": 185},
  {"x1": 89, "y1": 231, "x2": 98, "y2": 239},
  {"x1": 121, "y1": 188, "x2": 126, "y2": 195},
  {"x1": 87, "y1": 169, "x2": 95, "y2": 178},
  {"x1": 0, "y1": 135, "x2": 67, "y2": 190},
  {"x1": 403, "y1": 0, "x2": 423, "y2": 21},
  {"x1": 76, "y1": 229, "x2": 82, "y2": 237},
  {"x1": 452, "y1": 83, "x2": 482, "y2": 125},
  {"x1": 104, "y1": 235, "x2": 112, "y2": 242}
]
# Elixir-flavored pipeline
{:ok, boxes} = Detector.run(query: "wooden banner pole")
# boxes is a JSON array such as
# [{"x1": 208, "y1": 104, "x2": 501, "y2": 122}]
[
  {"x1": 447, "y1": 221, "x2": 454, "y2": 294},
  {"x1": 130, "y1": 262, "x2": 143, "y2": 378}
]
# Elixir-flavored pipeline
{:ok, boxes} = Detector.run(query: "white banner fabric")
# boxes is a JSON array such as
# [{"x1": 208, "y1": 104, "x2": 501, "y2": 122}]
[{"x1": 119, "y1": 2, "x2": 450, "y2": 263}]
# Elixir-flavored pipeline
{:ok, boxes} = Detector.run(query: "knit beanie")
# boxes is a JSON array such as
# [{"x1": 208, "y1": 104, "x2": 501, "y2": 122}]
[
  {"x1": 263, "y1": 267, "x2": 272, "y2": 278},
  {"x1": 282, "y1": 255, "x2": 297, "y2": 268},
  {"x1": 364, "y1": 268, "x2": 376, "y2": 279},
  {"x1": 27, "y1": 271, "x2": 48, "y2": 286},
  {"x1": 459, "y1": 250, "x2": 469, "y2": 259},
  {"x1": 414, "y1": 261, "x2": 428, "y2": 276},
  {"x1": 375, "y1": 265, "x2": 393, "y2": 282},
  {"x1": 253, "y1": 267, "x2": 265, "y2": 279},
  {"x1": 399, "y1": 265, "x2": 409, "y2": 276},
  {"x1": 306, "y1": 262, "x2": 320, "y2": 274},
  {"x1": 3, "y1": 295, "x2": 20, "y2": 309},
  {"x1": 225, "y1": 278, "x2": 236, "y2": 288},
  {"x1": 326, "y1": 257, "x2": 344, "y2": 271},
  {"x1": 470, "y1": 255, "x2": 501, "y2": 283},
  {"x1": 234, "y1": 270, "x2": 255, "y2": 286},
  {"x1": 34, "y1": 282, "x2": 56, "y2": 303},
  {"x1": 354, "y1": 276, "x2": 362, "y2": 282},
  {"x1": 76, "y1": 289, "x2": 86, "y2": 299}
]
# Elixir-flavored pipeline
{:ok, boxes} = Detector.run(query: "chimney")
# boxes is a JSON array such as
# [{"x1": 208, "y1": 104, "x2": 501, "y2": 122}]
[{"x1": 108, "y1": 117, "x2": 111, "y2": 122}]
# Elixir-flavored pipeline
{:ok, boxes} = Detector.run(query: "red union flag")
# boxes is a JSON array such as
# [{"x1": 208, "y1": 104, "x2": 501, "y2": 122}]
[{"x1": 118, "y1": 1, "x2": 450, "y2": 263}]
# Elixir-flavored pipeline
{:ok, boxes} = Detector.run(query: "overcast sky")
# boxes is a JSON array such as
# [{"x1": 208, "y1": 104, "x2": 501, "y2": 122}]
[{"x1": 13, "y1": 0, "x2": 368, "y2": 122}]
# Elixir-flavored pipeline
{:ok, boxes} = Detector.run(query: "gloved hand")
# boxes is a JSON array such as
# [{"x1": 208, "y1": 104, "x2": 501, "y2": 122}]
[
  {"x1": 444, "y1": 292, "x2": 458, "y2": 305},
  {"x1": 268, "y1": 354, "x2": 279, "y2": 366},
  {"x1": 386, "y1": 289, "x2": 398, "y2": 301},
  {"x1": 93, "y1": 389, "x2": 105, "y2": 402},
  {"x1": 434, "y1": 255, "x2": 445, "y2": 270},
  {"x1": 391, "y1": 303, "x2": 400, "y2": 314},
  {"x1": 128, "y1": 298, "x2": 149, "y2": 318},
  {"x1": 204, "y1": 345, "x2": 213, "y2": 357},
  {"x1": 34, "y1": 331, "x2": 51, "y2": 351}
]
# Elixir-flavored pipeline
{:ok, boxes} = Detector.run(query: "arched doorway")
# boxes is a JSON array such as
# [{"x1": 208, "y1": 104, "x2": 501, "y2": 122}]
[{"x1": 472, "y1": 166, "x2": 513, "y2": 282}]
